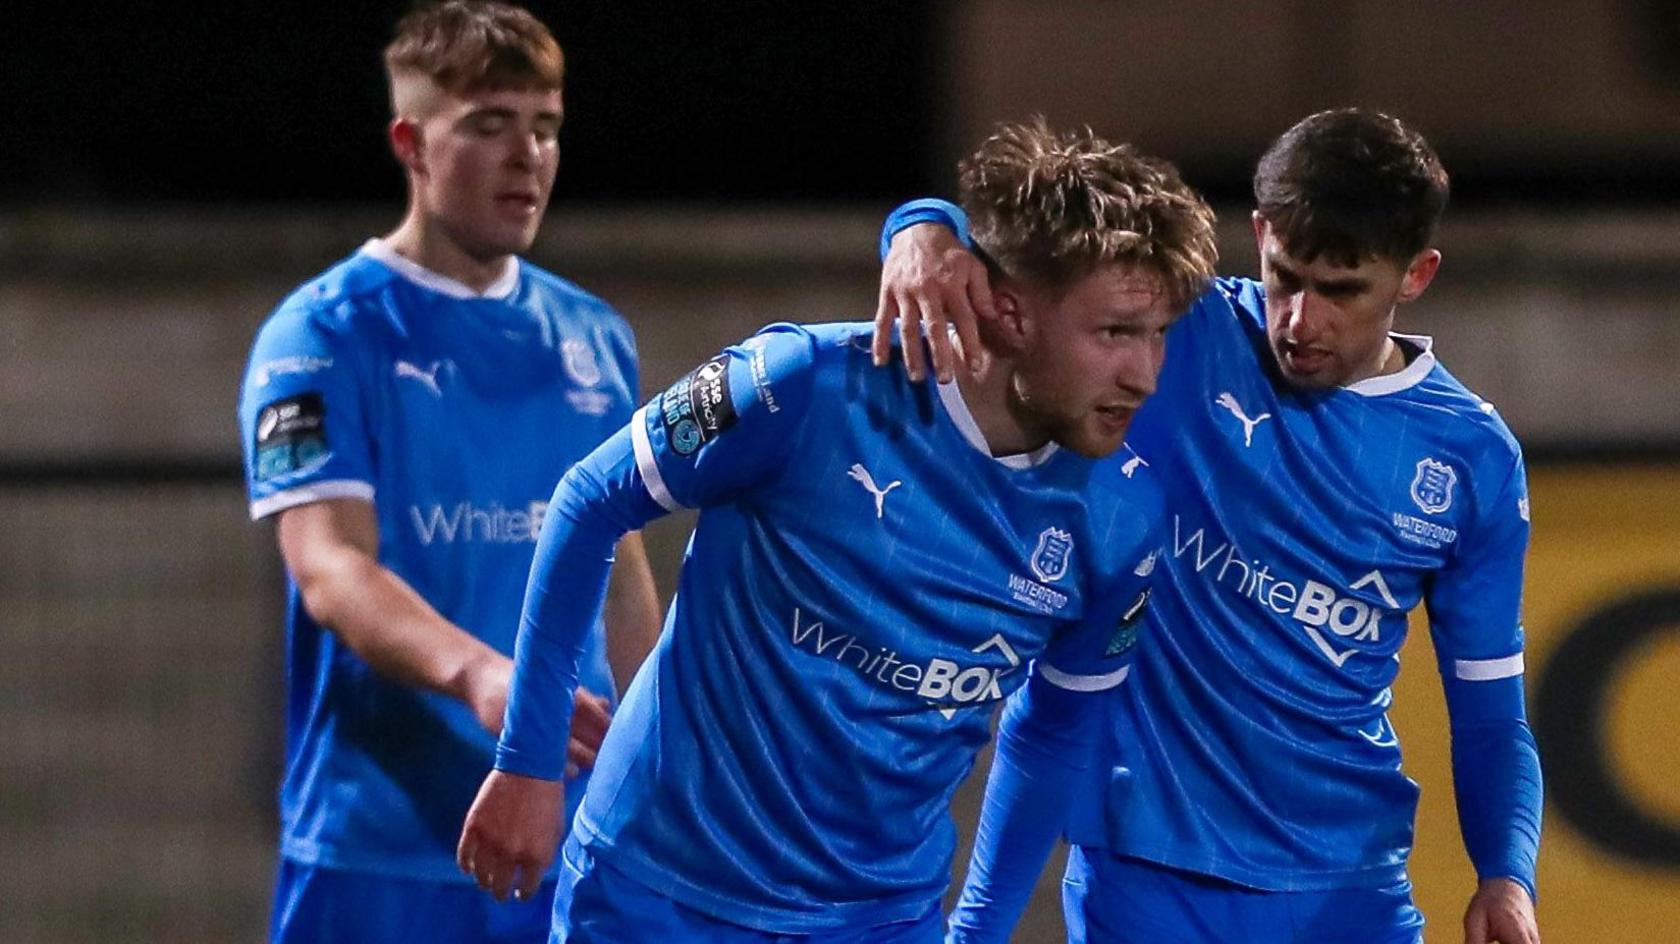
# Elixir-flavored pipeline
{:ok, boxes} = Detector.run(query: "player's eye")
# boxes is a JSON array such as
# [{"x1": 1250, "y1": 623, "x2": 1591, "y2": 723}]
[{"x1": 471, "y1": 115, "x2": 508, "y2": 136}]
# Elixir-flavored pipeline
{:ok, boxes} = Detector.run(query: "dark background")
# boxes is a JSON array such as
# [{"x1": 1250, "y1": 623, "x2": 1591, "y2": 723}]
[{"x1": 11, "y1": 1, "x2": 1680, "y2": 209}]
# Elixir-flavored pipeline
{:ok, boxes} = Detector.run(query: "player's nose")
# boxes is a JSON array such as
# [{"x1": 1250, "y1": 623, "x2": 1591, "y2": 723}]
[{"x1": 1284, "y1": 290, "x2": 1327, "y2": 341}]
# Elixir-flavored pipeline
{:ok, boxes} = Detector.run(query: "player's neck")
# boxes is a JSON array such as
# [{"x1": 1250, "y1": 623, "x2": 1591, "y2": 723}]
[
  {"x1": 952, "y1": 352, "x2": 1050, "y2": 458},
  {"x1": 383, "y1": 214, "x2": 515, "y2": 295}
]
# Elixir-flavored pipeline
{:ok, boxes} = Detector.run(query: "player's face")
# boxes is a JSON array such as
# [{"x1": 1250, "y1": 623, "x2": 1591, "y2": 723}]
[
  {"x1": 1253, "y1": 216, "x2": 1439, "y2": 389},
  {"x1": 1010, "y1": 264, "x2": 1177, "y2": 458},
  {"x1": 412, "y1": 85, "x2": 563, "y2": 260}
]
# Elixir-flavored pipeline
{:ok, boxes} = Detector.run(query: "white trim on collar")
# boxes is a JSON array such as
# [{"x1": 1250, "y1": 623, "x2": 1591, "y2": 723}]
[
  {"x1": 935, "y1": 380, "x2": 1059, "y2": 469},
  {"x1": 1344, "y1": 333, "x2": 1435, "y2": 397},
  {"x1": 361, "y1": 238, "x2": 520, "y2": 300}
]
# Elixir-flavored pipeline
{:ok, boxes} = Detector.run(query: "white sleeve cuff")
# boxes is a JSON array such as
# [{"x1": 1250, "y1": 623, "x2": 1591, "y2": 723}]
[{"x1": 249, "y1": 479, "x2": 375, "y2": 520}]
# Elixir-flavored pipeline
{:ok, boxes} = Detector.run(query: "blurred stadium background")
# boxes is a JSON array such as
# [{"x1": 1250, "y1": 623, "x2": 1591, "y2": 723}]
[{"x1": 3, "y1": 1, "x2": 1678, "y2": 940}]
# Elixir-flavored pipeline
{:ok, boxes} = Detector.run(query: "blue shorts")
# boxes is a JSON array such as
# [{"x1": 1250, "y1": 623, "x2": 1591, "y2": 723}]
[
  {"x1": 1062, "y1": 847, "x2": 1425, "y2": 944},
  {"x1": 270, "y1": 859, "x2": 557, "y2": 944},
  {"x1": 553, "y1": 836, "x2": 943, "y2": 943}
]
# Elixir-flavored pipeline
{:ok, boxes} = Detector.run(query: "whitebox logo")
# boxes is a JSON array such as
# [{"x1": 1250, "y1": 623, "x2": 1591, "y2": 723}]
[
  {"x1": 1171, "y1": 516, "x2": 1401, "y2": 667},
  {"x1": 789, "y1": 608, "x2": 1022, "y2": 718}
]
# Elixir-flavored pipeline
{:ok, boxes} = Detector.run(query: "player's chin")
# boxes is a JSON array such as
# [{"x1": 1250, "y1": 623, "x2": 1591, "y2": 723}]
[{"x1": 1057, "y1": 416, "x2": 1130, "y2": 459}]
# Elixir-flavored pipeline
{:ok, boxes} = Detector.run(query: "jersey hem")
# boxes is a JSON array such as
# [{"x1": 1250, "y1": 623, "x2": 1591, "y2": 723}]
[
  {"x1": 573, "y1": 818, "x2": 943, "y2": 933},
  {"x1": 1097, "y1": 843, "x2": 1410, "y2": 892}
]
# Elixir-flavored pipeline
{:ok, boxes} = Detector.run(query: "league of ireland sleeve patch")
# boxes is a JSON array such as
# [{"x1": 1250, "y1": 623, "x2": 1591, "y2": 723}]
[
  {"x1": 658, "y1": 354, "x2": 737, "y2": 455},
  {"x1": 1105, "y1": 588, "x2": 1151, "y2": 658},
  {"x1": 253, "y1": 393, "x2": 330, "y2": 481}
]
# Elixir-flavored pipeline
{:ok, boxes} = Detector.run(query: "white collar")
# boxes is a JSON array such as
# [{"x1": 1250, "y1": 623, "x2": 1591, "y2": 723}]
[
  {"x1": 1343, "y1": 333, "x2": 1436, "y2": 397},
  {"x1": 361, "y1": 238, "x2": 520, "y2": 300},
  {"x1": 935, "y1": 379, "x2": 1060, "y2": 470}
]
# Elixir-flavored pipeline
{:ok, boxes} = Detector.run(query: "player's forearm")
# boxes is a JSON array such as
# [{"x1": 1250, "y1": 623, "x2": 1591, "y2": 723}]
[
  {"x1": 1451, "y1": 715, "x2": 1543, "y2": 900},
  {"x1": 1444, "y1": 673, "x2": 1543, "y2": 900},
  {"x1": 295, "y1": 543, "x2": 500, "y2": 700},
  {"x1": 950, "y1": 673, "x2": 1103, "y2": 943},
  {"x1": 603, "y1": 531, "x2": 661, "y2": 694}
]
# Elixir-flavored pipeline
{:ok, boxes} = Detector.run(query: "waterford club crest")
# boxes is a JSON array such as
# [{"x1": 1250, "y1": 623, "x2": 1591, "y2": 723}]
[
  {"x1": 1410, "y1": 458, "x2": 1457, "y2": 514},
  {"x1": 1030, "y1": 527, "x2": 1074, "y2": 583},
  {"x1": 562, "y1": 339, "x2": 602, "y2": 387}
]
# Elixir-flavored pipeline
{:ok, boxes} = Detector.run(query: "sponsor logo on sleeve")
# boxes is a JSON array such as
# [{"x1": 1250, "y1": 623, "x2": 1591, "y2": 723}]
[
  {"x1": 253, "y1": 393, "x2": 329, "y2": 481},
  {"x1": 659, "y1": 354, "x2": 737, "y2": 455},
  {"x1": 1104, "y1": 588, "x2": 1151, "y2": 657},
  {"x1": 253, "y1": 355, "x2": 332, "y2": 387}
]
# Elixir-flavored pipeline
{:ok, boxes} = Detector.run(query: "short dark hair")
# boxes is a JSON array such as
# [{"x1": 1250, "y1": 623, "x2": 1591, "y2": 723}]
[
  {"x1": 958, "y1": 119, "x2": 1218, "y2": 312},
  {"x1": 1253, "y1": 109, "x2": 1448, "y2": 267},
  {"x1": 384, "y1": 1, "x2": 563, "y2": 99}
]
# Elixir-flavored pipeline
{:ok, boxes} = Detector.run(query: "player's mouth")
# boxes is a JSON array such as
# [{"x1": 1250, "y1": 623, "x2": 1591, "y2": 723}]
[
  {"x1": 1278, "y1": 339, "x2": 1331, "y2": 375},
  {"x1": 495, "y1": 190, "x2": 542, "y2": 217},
  {"x1": 1093, "y1": 404, "x2": 1135, "y2": 435}
]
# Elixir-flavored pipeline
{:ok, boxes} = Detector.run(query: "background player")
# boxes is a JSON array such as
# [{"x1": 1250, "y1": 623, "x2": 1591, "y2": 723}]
[
  {"x1": 875, "y1": 110, "x2": 1541, "y2": 944},
  {"x1": 237, "y1": 3, "x2": 660, "y2": 940},
  {"x1": 456, "y1": 120, "x2": 1218, "y2": 942}
]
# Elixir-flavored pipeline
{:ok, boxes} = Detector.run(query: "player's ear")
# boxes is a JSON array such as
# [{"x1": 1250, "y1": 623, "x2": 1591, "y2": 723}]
[
  {"x1": 1251, "y1": 211, "x2": 1268, "y2": 255},
  {"x1": 1396, "y1": 249, "x2": 1441, "y2": 304},
  {"x1": 389, "y1": 118, "x2": 425, "y2": 174},
  {"x1": 982, "y1": 286, "x2": 1031, "y2": 356}
]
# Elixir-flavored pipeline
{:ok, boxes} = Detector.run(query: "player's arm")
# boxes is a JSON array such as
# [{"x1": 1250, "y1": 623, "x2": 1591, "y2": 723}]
[
  {"x1": 277, "y1": 499, "x2": 513, "y2": 730},
  {"x1": 949, "y1": 667, "x2": 1110, "y2": 944},
  {"x1": 603, "y1": 532, "x2": 660, "y2": 695},
  {"x1": 871, "y1": 199, "x2": 995, "y2": 383},
  {"x1": 950, "y1": 545, "x2": 1155, "y2": 943},
  {"x1": 1425, "y1": 458, "x2": 1542, "y2": 944},
  {"x1": 459, "y1": 327, "x2": 818, "y2": 902}
]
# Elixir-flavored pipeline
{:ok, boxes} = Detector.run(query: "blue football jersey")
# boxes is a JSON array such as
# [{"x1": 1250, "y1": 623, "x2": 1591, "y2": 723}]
[
  {"x1": 237, "y1": 239, "x2": 637, "y2": 882},
  {"x1": 1097, "y1": 277, "x2": 1531, "y2": 890},
  {"x1": 518, "y1": 323, "x2": 1164, "y2": 932}
]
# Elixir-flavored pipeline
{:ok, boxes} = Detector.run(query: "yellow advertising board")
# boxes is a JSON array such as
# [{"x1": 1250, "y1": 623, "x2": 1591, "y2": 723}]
[{"x1": 1395, "y1": 464, "x2": 1680, "y2": 940}]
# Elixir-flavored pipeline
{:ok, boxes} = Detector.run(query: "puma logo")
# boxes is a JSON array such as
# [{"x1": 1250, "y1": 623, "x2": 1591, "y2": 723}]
[
  {"x1": 395, "y1": 360, "x2": 446, "y2": 397},
  {"x1": 1214, "y1": 392, "x2": 1272, "y2": 447},
  {"x1": 847, "y1": 463, "x2": 902, "y2": 519}
]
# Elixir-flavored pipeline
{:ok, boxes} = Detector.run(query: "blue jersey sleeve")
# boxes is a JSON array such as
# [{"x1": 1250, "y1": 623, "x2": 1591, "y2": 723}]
[
  {"x1": 1425, "y1": 454, "x2": 1542, "y2": 899},
  {"x1": 238, "y1": 306, "x2": 375, "y2": 520},
  {"x1": 949, "y1": 666, "x2": 1108, "y2": 943},
  {"x1": 630, "y1": 323, "x2": 818, "y2": 512},
  {"x1": 879, "y1": 198, "x2": 972, "y2": 260},
  {"x1": 495, "y1": 325, "x2": 820, "y2": 780}
]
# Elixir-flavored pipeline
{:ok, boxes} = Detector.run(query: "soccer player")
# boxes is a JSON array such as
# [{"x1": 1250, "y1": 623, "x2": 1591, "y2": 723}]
[
  {"x1": 874, "y1": 110, "x2": 1542, "y2": 944},
  {"x1": 236, "y1": 3, "x2": 660, "y2": 941},
  {"x1": 455, "y1": 121, "x2": 1218, "y2": 942}
]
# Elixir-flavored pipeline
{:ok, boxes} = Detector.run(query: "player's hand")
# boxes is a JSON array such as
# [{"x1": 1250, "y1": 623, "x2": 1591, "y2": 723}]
[
  {"x1": 459, "y1": 651, "x2": 513, "y2": 736},
  {"x1": 458, "y1": 770, "x2": 565, "y2": 903},
  {"x1": 1463, "y1": 877, "x2": 1539, "y2": 944},
  {"x1": 872, "y1": 222, "x2": 995, "y2": 383},
  {"x1": 566, "y1": 688, "x2": 612, "y2": 778}
]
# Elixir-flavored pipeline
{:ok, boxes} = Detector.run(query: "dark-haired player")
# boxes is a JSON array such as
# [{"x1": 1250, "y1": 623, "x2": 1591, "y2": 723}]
[{"x1": 879, "y1": 110, "x2": 1541, "y2": 944}]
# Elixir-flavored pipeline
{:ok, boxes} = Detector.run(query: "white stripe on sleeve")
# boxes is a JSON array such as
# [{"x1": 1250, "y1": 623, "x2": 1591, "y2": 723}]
[
  {"x1": 1036, "y1": 663, "x2": 1131, "y2": 693},
  {"x1": 249, "y1": 479, "x2": 375, "y2": 520},
  {"x1": 1454, "y1": 652, "x2": 1525, "y2": 681},
  {"x1": 630, "y1": 406, "x2": 683, "y2": 513}
]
